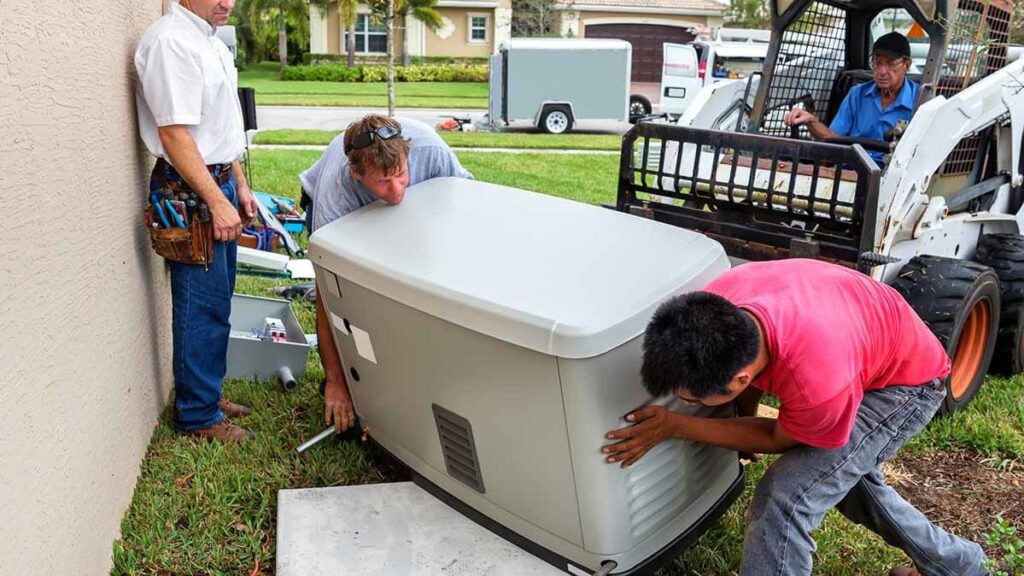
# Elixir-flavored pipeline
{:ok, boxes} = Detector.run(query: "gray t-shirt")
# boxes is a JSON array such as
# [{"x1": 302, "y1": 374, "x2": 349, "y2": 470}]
[{"x1": 299, "y1": 117, "x2": 473, "y2": 231}]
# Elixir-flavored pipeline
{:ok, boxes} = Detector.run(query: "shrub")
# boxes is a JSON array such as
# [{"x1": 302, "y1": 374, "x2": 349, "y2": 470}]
[
  {"x1": 282, "y1": 64, "x2": 362, "y2": 82},
  {"x1": 302, "y1": 53, "x2": 488, "y2": 66},
  {"x1": 354, "y1": 64, "x2": 487, "y2": 82},
  {"x1": 288, "y1": 61, "x2": 489, "y2": 83}
]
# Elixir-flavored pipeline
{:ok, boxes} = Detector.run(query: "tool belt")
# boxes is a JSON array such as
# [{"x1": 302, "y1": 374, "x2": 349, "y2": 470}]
[
  {"x1": 144, "y1": 159, "x2": 231, "y2": 266},
  {"x1": 154, "y1": 158, "x2": 233, "y2": 188}
]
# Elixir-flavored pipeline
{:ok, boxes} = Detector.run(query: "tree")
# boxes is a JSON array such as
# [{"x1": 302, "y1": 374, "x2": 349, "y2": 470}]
[
  {"x1": 1013, "y1": 1, "x2": 1024, "y2": 44},
  {"x1": 395, "y1": 0, "x2": 443, "y2": 67},
  {"x1": 336, "y1": 0, "x2": 358, "y2": 66},
  {"x1": 725, "y1": 0, "x2": 770, "y2": 29},
  {"x1": 231, "y1": 0, "x2": 321, "y2": 65},
  {"x1": 512, "y1": 0, "x2": 559, "y2": 37},
  {"x1": 386, "y1": 0, "x2": 395, "y2": 115}
]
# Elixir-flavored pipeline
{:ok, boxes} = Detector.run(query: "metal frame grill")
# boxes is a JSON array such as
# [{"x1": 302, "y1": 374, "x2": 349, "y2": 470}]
[
  {"x1": 617, "y1": 122, "x2": 880, "y2": 265},
  {"x1": 433, "y1": 404, "x2": 485, "y2": 494},
  {"x1": 760, "y1": 1, "x2": 847, "y2": 138},
  {"x1": 937, "y1": 0, "x2": 1011, "y2": 175}
]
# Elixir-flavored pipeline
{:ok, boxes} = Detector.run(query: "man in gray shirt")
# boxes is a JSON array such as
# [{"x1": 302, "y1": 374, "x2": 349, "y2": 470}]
[{"x1": 300, "y1": 114, "x2": 473, "y2": 434}]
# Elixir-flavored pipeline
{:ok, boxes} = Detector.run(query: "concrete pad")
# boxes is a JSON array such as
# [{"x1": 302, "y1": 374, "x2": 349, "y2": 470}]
[{"x1": 277, "y1": 482, "x2": 565, "y2": 576}]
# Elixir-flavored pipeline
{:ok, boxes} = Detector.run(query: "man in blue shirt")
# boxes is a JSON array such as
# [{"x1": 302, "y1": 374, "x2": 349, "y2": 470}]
[{"x1": 784, "y1": 32, "x2": 918, "y2": 166}]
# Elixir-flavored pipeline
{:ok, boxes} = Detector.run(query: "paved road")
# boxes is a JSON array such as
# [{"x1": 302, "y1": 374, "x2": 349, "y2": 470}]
[{"x1": 256, "y1": 105, "x2": 633, "y2": 135}]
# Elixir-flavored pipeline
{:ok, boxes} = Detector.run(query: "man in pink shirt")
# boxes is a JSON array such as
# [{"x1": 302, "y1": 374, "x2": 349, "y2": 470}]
[{"x1": 603, "y1": 259, "x2": 988, "y2": 576}]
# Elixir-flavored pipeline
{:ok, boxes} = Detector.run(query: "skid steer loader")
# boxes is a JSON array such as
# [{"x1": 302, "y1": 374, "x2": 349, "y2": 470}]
[{"x1": 616, "y1": 0, "x2": 1024, "y2": 414}]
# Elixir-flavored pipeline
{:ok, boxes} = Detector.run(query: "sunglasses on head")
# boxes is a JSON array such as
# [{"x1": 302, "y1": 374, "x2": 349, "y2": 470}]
[{"x1": 344, "y1": 125, "x2": 402, "y2": 153}]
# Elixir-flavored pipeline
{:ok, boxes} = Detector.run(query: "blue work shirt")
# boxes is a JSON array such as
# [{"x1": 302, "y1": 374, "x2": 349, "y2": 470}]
[{"x1": 829, "y1": 77, "x2": 919, "y2": 166}]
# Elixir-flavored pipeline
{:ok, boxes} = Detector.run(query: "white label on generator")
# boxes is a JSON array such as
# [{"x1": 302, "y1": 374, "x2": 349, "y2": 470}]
[
  {"x1": 351, "y1": 325, "x2": 377, "y2": 364},
  {"x1": 567, "y1": 564, "x2": 590, "y2": 576},
  {"x1": 331, "y1": 312, "x2": 350, "y2": 336}
]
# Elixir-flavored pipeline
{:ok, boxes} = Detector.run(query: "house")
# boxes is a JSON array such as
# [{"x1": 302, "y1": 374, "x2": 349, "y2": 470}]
[
  {"x1": 554, "y1": 0, "x2": 729, "y2": 82},
  {"x1": 310, "y1": 0, "x2": 513, "y2": 60},
  {"x1": 2, "y1": 0, "x2": 174, "y2": 573}
]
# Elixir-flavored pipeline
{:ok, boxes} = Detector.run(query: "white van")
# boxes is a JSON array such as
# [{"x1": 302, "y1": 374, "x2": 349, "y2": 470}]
[{"x1": 660, "y1": 41, "x2": 769, "y2": 117}]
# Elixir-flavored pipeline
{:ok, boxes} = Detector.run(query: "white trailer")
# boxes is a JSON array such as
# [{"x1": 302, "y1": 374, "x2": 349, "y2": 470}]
[{"x1": 488, "y1": 38, "x2": 634, "y2": 134}]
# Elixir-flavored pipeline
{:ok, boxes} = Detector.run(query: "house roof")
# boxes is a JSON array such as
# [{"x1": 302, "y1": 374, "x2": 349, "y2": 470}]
[{"x1": 555, "y1": 0, "x2": 727, "y2": 14}]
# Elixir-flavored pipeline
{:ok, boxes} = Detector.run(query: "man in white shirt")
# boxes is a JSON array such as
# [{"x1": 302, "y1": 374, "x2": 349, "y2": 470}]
[{"x1": 135, "y1": 0, "x2": 259, "y2": 442}]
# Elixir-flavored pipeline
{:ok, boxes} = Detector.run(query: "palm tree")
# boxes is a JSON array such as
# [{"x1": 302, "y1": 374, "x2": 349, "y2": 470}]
[
  {"x1": 396, "y1": 0, "x2": 443, "y2": 67},
  {"x1": 232, "y1": 0, "x2": 315, "y2": 65},
  {"x1": 387, "y1": 0, "x2": 395, "y2": 115},
  {"x1": 277, "y1": 0, "x2": 322, "y2": 69},
  {"x1": 365, "y1": 0, "x2": 442, "y2": 115},
  {"x1": 338, "y1": 0, "x2": 359, "y2": 67}
]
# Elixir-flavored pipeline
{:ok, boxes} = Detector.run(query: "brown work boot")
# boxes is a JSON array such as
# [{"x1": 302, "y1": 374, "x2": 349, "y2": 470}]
[
  {"x1": 182, "y1": 420, "x2": 254, "y2": 442},
  {"x1": 888, "y1": 568, "x2": 921, "y2": 576},
  {"x1": 219, "y1": 398, "x2": 252, "y2": 418}
]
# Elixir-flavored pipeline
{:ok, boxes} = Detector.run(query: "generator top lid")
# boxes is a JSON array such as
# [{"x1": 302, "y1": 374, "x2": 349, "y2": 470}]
[{"x1": 310, "y1": 178, "x2": 728, "y2": 359}]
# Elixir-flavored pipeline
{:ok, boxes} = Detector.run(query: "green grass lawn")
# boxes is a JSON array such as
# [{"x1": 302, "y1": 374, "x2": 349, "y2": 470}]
[
  {"x1": 244, "y1": 148, "x2": 621, "y2": 207},
  {"x1": 239, "y1": 62, "x2": 488, "y2": 108},
  {"x1": 253, "y1": 128, "x2": 623, "y2": 150},
  {"x1": 111, "y1": 147, "x2": 1024, "y2": 575}
]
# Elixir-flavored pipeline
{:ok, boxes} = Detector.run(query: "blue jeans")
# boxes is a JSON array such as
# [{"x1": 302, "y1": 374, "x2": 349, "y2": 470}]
[
  {"x1": 150, "y1": 171, "x2": 237, "y2": 431},
  {"x1": 740, "y1": 380, "x2": 988, "y2": 576}
]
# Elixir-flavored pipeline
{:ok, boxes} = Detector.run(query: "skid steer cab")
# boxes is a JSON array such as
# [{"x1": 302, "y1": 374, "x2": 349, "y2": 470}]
[{"x1": 616, "y1": 0, "x2": 1024, "y2": 414}]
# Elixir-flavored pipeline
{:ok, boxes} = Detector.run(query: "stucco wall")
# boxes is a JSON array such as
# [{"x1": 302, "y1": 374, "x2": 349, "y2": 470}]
[
  {"x1": 426, "y1": 7, "x2": 496, "y2": 58},
  {"x1": 327, "y1": 2, "x2": 341, "y2": 54},
  {"x1": 0, "y1": 0, "x2": 173, "y2": 574},
  {"x1": 578, "y1": 10, "x2": 712, "y2": 35}
]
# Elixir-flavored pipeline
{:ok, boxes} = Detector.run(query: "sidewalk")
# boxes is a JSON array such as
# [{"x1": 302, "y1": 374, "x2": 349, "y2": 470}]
[{"x1": 256, "y1": 106, "x2": 631, "y2": 135}]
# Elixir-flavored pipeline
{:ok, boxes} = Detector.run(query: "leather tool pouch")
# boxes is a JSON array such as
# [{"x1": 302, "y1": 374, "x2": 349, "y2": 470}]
[{"x1": 145, "y1": 204, "x2": 214, "y2": 265}]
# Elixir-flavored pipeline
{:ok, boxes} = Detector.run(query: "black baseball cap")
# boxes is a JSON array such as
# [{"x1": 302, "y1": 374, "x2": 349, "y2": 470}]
[{"x1": 872, "y1": 32, "x2": 911, "y2": 59}]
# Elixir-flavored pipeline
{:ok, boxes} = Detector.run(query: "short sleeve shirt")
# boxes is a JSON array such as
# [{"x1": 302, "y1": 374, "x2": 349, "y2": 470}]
[
  {"x1": 705, "y1": 259, "x2": 950, "y2": 449},
  {"x1": 134, "y1": 3, "x2": 246, "y2": 164},
  {"x1": 300, "y1": 117, "x2": 474, "y2": 231},
  {"x1": 829, "y1": 78, "x2": 918, "y2": 166}
]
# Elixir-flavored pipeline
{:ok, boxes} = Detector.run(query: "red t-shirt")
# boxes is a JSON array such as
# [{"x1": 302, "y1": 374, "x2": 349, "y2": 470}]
[{"x1": 705, "y1": 259, "x2": 950, "y2": 449}]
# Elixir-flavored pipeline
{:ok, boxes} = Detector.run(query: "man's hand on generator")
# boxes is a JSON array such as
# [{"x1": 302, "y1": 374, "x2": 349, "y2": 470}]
[
  {"x1": 324, "y1": 378, "x2": 356, "y2": 433},
  {"x1": 602, "y1": 406, "x2": 677, "y2": 468}
]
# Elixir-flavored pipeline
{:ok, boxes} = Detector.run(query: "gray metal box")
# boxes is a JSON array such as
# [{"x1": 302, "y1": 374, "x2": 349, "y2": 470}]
[
  {"x1": 226, "y1": 295, "x2": 309, "y2": 387},
  {"x1": 309, "y1": 178, "x2": 742, "y2": 574},
  {"x1": 492, "y1": 38, "x2": 631, "y2": 124}
]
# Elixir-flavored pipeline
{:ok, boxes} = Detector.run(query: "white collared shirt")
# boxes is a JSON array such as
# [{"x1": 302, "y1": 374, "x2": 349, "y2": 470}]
[{"x1": 134, "y1": 2, "x2": 245, "y2": 164}]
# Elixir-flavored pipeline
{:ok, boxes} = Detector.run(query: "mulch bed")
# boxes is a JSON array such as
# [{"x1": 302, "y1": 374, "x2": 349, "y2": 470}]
[{"x1": 885, "y1": 451, "x2": 1024, "y2": 557}]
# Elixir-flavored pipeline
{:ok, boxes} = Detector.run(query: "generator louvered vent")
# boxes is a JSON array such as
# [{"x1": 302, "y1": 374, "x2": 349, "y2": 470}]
[{"x1": 432, "y1": 404, "x2": 485, "y2": 493}]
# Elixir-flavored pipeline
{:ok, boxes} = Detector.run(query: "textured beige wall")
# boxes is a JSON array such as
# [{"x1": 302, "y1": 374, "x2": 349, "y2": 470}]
[
  {"x1": 0, "y1": 0, "x2": 173, "y2": 574},
  {"x1": 579, "y1": 10, "x2": 711, "y2": 31},
  {"x1": 327, "y1": 2, "x2": 341, "y2": 54},
  {"x1": 426, "y1": 7, "x2": 495, "y2": 58}
]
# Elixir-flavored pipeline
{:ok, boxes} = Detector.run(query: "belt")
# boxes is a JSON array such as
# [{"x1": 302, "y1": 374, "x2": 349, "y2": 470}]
[{"x1": 154, "y1": 158, "x2": 233, "y2": 189}]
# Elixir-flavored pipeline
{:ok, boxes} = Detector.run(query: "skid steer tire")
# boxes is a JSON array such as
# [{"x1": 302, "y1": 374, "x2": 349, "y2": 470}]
[
  {"x1": 892, "y1": 256, "x2": 1001, "y2": 415},
  {"x1": 975, "y1": 234, "x2": 1024, "y2": 375}
]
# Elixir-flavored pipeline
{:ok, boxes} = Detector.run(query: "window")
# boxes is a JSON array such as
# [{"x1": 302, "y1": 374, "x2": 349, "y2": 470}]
[
  {"x1": 344, "y1": 14, "x2": 387, "y2": 54},
  {"x1": 469, "y1": 15, "x2": 488, "y2": 43},
  {"x1": 717, "y1": 57, "x2": 765, "y2": 79}
]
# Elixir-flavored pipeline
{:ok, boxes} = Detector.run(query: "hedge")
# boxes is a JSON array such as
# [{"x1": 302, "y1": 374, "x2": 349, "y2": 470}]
[
  {"x1": 303, "y1": 53, "x2": 489, "y2": 66},
  {"x1": 282, "y1": 64, "x2": 488, "y2": 82},
  {"x1": 282, "y1": 64, "x2": 363, "y2": 82}
]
